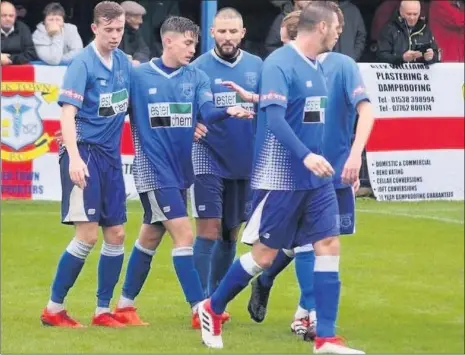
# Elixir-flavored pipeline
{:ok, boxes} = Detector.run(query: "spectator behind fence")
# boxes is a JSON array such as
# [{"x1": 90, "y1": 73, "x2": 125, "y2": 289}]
[
  {"x1": 264, "y1": 0, "x2": 311, "y2": 56},
  {"x1": 371, "y1": 0, "x2": 429, "y2": 44},
  {"x1": 1, "y1": 1, "x2": 37, "y2": 65},
  {"x1": 332, "y1": 0, "x2": 366, "y2": 61},
  {"x1": 32, "y1": 3, "x2": 83, "y2": 65},
  {"x1": 429, "y1": 0, "x2": 465, "y2": 62},
  {"x1": 119, "y1": 1, "x2": 150, "y2": 65},
  {"x1": 377, "y1": 0, "x2": 439, "y2": 65}
]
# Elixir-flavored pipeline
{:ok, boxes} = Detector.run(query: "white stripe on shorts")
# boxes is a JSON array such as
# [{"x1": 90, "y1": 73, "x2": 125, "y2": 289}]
[
  {"x1": 189, "y1": 184, "x2": 199, "y2": 218},
  {"x1": 63, "y1": 185, "x2": 89, "y2": 222},
  {"x1": 241, "y1": 192, "x2": 271, "y2": 245},
  {"x1": 147, "y1": 190, "x2": 167, "y2": 223}
]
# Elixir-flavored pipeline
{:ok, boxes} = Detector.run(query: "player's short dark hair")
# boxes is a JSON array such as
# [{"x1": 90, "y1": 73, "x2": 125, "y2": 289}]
[
  {"x1": 43, "y1": 2, "x2": 65, "y2": 19},
  {"x1": 160, "y1": 16, "x2": 200, "y2": 39},
  {"x1": 215, "y1": 7, "x2": 243, "y2": 22},
  {"x1": 93, "y1": 1, "x2": 125, "y2": 24},
  {"x1": 282, "y1": 10, "x2": 301, "y2": 40},
  {"x1": 298, "y1": 1, "x2": 341, "y2": 32}
]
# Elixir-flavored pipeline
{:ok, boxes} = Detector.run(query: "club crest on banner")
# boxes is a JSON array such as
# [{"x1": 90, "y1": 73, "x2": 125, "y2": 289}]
[{"x1": 1, "y1": 93, "x2": 55, "y2": 162}]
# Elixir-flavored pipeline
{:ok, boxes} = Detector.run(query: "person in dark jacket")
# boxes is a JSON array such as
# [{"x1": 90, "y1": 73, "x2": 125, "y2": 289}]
[
  {"x1": 332, "y1": 0, "x2": 366, "y2": 61},
  {"x1": 119, "y1": 1, "x2": 150, "y2": 65},
  {"x1": 264, "y1": 0, "x2": 310, "y2": 56},
  {"x1": 1, "y1": 1, "x2": 37, "y2": 65},
  {"x1": 377, "y1": 0, "x2": 439, "y2": 65}
]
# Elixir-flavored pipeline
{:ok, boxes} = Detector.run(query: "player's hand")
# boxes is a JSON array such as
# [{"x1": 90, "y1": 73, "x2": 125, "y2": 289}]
[
  {"x1": 69, "y1": 156, "x2": 90, "y2": 189},
  {"x1": 226, "y1": 106, "x2": 255, "y2": 119},
  {"x1": 222, "y1": 81, "x2": 257, "y2": 103},
  {"x1": 132, "y1": 59, "x2": 141, "y2": 66},
  {"x1": 353, "y1": 179, "x2": 361, "y2": 193},
  {"x1": 194, "y1": 122, "x2": 208, "y2": 141},
  {"x1": 303, "y1": 153, "x2": 334, "y2": 177},
  {"x1": 341, "y1": 152, "x2": 361, "y2": 185},
  {"x1": 424, "y1": 48, "x2": 434, "y2": 61},
  {"x1": 54, "y1": 130, "x2": 63, "y2": 145}
]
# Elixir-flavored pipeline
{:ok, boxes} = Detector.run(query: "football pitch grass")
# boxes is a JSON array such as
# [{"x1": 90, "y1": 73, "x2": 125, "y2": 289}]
[{"x1": 1, "y1": 199, "x2": 464, "y2": 354}]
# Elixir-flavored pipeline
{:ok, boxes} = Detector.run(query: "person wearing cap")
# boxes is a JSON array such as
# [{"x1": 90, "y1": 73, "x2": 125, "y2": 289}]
[{"x1": 119, "y1": 0, "x2": 150, "y2": 65}]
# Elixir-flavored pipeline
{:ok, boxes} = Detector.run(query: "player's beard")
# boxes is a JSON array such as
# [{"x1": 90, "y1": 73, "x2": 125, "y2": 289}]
[
  {"x1": 322, "y1": 34, "x2": 336, "y2": 54},
  {"x1": 215, "y1": 42, "x2": 240, "y2": 59}
]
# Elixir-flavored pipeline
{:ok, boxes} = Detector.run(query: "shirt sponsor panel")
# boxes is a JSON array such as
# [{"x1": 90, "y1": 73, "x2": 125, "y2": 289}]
[
  {"x1": 214, "y1": 92, "x2": 254, "y2": 111},
  {"x1": 148, "y1": 102, "x2": 193, "y2": 128},
  {"x1": 99, "y1": 89, "x2": 129, "y2": 117},
  {"x1": 303, "y1": 96, "x2": 327, "y2": 123}
]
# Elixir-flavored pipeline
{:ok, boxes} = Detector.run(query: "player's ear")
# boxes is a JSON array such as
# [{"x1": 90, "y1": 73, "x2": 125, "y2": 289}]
[
  {"x1": 162, "y1": 34, "x2": 171, "y2": 47},
  {"x1": 210, "y1": 26, "x2": 215, "y2": 38},
  {"x1": 241, "y1": 27, "x2": 246, "y2": 39},
  {"x1": 91, "y1": 23, "x2": 98, "y2": 35}
]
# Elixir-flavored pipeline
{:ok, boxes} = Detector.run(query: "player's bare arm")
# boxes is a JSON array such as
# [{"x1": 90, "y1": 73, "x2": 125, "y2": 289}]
[
  {"x1": 221, "y1": 80, "x2": 259, "y2": 104},
  {"x1": 341, "y1": 100, "x2": 374, "y2": 185},
  {"x1": 60, "y1": 103, "x2": 89, "y2": 189}
]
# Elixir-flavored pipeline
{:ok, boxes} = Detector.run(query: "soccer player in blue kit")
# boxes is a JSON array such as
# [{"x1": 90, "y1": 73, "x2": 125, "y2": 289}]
[
  {"x1": 190, "y1": 8, "x2": 262, "y2": 304},
  {"x1": 244, "y1": 7, "x2": 374, "y2": 348},
  {"x1": 111, "y1": 16, "x2": 254, "y2": 328},
  {"x1": 197, "y1": 2, "x2": 364, "y2": 353},
  {"x1": 40, "y1": 2, "x2": 132, "y2": 328}
]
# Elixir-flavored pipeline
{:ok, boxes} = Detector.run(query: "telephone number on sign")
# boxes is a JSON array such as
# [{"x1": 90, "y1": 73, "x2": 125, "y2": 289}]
[{"x1": 390, "y1": 96, "x2": 435, "y2": 104}]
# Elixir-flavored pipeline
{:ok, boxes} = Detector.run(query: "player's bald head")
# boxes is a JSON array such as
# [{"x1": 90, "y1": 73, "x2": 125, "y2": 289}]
[
  {"x1": 211, "y1": 7, "x2": 245, "y2": 59},
  {"x1": 214, "y1": 7, "x2": 243, "y2": 27}
]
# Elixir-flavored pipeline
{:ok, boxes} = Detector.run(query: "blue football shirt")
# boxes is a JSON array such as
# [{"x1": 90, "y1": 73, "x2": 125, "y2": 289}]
[
  {"x1": 318, "y1": 52, "x2": 370, "y2": 188},
  {"x1": 252, "y1": 43, "x2": 330, "y2": 191},
  {"x1": 130, "y1": 59, "x2": 213, "y2": 192},
  {"x1": 58, "y1": 42, "x2": 131, "y2": 165},
  {"x1": 191, "y1": 49, "x2": 263, "y2": 179}
]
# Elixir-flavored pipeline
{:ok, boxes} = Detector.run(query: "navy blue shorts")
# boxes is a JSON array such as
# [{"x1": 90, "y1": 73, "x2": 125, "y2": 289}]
[
  {"x1": 241, "y1": 183, "x2": 340, "y2": 250},
  {"x1": 60, "y1": 145, "x2": 127, "y2": 227},
  {"x1": 190, "y1": 174, "x2": 251, "y2": 230},
  {"x1": 140, "y1": 188, "x2": 188, "y2": 225},
  {"x1": 336, "y1": 186, "x2": 355, "y2": 235}
]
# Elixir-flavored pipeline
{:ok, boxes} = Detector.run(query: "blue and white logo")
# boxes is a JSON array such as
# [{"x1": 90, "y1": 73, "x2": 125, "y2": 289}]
[{"x1": 1, "y1": 95, "x2": 43, "y2": 150}]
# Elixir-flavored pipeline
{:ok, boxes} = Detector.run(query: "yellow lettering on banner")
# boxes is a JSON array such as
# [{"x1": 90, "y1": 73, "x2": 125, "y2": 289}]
[
  {"x1": 1, "y1": 133, "x2": 54, "y2": 162},
  {"x1": 1, "y1": 82, "x2": 60, "y2": 103}
]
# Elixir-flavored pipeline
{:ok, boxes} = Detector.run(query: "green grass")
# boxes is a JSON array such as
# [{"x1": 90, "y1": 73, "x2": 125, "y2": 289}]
[{"x1": 1, "y1": 199, "x2": 464, "y2": 354}]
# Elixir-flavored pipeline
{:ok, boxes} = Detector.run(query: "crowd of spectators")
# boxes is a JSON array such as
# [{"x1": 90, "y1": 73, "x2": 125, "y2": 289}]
[{"x1": 1, "y1": 0, "x2": 464, "y2": 66}]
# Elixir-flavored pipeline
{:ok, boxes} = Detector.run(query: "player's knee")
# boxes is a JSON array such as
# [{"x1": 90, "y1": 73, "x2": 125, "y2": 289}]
[
  {"x1": 103, "y1": 225, "x2": 125, "y2": 245},
  {"x1": 196, "y1": 218, "x2": 221, "y2": 239},
  {"x1": 251, "y1": 243, "x2": 279, "y2": 269},
  {"x1": 75, "y1": 222, "x2": 99, "y2": 246},
  {"x1": 139, "y1": 224, "x2": 164, "y2": 250},
  {"x1": 314, "y1": 236, "x2": 340, "y2": 256},
  {"x1": 170, "y1": 224, "x2": 195, "y2": 248}
]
